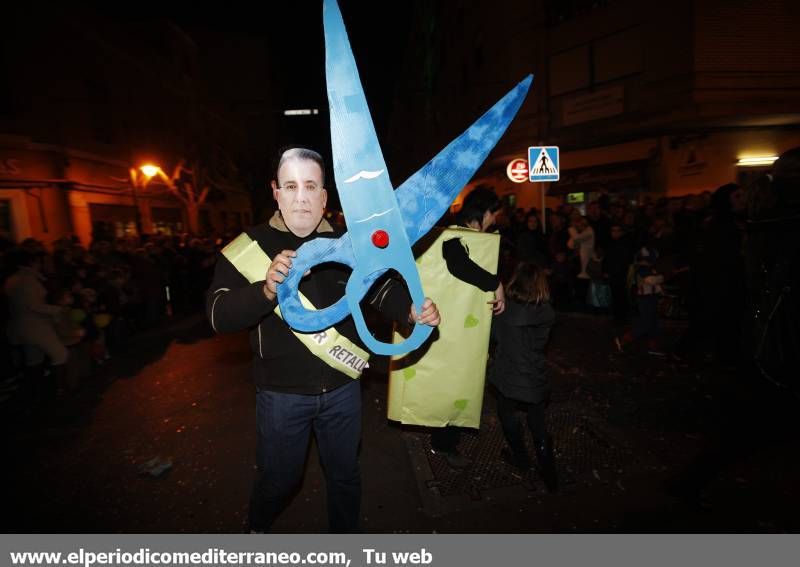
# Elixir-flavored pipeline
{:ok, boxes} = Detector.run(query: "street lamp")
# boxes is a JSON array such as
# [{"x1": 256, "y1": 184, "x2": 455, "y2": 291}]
[
  {"x1": 129, "y1": 163, "x2": 162, "y2": 235},
  {"x1": 140, "y1": 164, "x2": 162, "y2": 179}
]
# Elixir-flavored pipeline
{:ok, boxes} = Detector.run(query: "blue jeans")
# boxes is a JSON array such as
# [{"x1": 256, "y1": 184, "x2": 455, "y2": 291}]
[{"x1": 248, "y1": 380, "x2": 362, "y2": 533}]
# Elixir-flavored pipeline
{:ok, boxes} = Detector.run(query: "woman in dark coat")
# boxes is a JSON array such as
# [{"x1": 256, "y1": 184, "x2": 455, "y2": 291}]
[
  {"x1": 514, "y1": 212, "x2": 548, "y2": 265},
  {"x1": 489, "y1": 261, "x2": 558, "y2": 492}
]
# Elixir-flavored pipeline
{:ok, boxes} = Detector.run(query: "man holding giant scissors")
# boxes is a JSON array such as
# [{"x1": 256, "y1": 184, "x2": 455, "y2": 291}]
[
  {"x1": 206, "y1": 0, "x2": 532, "y2": 531},
  {"x1": 206, "y1": 147, "x2": 440, "y2": 533}
]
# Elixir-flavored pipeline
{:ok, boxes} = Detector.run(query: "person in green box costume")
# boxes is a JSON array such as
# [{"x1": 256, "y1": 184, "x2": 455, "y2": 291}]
[
  {"x1": 429, "y1": 186, "x2": 507, "y2": 467},
  {"x1": 388, "y1": 186, "x2": 503, "y2": 468}
]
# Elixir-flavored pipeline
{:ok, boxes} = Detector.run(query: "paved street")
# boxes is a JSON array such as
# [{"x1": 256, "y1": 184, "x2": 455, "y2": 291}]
[{"x1": 3, "y1": 311, "x2": 799, "y2": 533}]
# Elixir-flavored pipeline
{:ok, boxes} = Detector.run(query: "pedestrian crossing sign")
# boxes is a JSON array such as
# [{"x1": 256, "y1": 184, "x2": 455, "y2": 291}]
[{"x1": 528, "y1": 146, "x2": 559, "y2": 182}]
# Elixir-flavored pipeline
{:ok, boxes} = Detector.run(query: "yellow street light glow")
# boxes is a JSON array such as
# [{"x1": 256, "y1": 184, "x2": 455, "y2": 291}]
[
  {"x1": 139, "y1": 164, "x2": 161, "y2": 178},
  {"x1": 736, "y1": 156, "x2": 779, "y2": 167}
]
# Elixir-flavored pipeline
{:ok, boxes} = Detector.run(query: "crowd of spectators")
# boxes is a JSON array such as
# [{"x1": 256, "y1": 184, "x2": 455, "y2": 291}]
[
  {"x1": 483, "y1": 185, "x2": 748, "y2": 363},
  {"x1": 0, "y1": 227, "x2": 222, "y2": 405},
  {"x1": 0, "y1": 171, "x2": 780, "y2": 406}
]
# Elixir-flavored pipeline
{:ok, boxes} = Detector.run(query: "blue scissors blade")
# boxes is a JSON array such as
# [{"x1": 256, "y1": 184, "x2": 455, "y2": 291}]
[
  {"x1": 279, "y1": 75, "x2": 534, "y2": 334},
  {"x1": 279, "y1": 0, "x2": 532, "y2": 356},
  {"x1": 396, "y1": 75, "x2": 533, "y2": 244},
  {"x1": 299, "y1": 0, "x2": 430, "y2": 355},
  {"x1": 324, "y1": 0, "x2": 397, "y2": 240}
]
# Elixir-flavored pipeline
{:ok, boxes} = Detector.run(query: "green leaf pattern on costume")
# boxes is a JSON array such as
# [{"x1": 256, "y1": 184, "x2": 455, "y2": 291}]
[{"x1": 464, "y1": 314, "x2": 480, "y2": 328}]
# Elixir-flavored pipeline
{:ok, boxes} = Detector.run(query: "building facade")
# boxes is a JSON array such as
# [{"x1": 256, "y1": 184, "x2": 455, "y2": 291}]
[
  {"x1": 388, "y1": 0, "x2": 800, "y2": 211},
  {"x1": 0, "y1": 5, "x2": 261, "y2": 247}
]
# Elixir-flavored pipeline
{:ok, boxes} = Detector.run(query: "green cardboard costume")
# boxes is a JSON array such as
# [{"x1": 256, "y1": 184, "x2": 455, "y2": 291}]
[{"x1": 388, "y1": 227, "x2": 500, "y2": 428}]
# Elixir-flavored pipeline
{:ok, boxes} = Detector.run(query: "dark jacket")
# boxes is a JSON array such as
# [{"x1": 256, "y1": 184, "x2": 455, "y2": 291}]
[
  {"x1": 488, "y1": 300, "x2": 555, "y2": 404},
  {"x1": 603, "y1": 235, "x2": 635, "y2": 284},
  {"x1": 206, "y1": 214, "x2": 411, "y2": 394},
  {"x1": 442, "y1": 236, "x2": 499, "y2": 291},
  {"x1": 514, "y1": 229, "x2": 548, "y2": 266}
]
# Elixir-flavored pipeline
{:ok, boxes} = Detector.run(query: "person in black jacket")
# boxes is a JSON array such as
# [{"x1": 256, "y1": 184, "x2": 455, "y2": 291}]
[
  {"x1": 206, "y1": 148, "x2": 440, "y2": 533},
  {"x1": 488, "y1": 261, "x2": 558, "y2": 493},
  {"x1": 514, "y1": 212, "x2": 548, "y2": 266},
  {"x1": 603, "y1": 223, "x2": 635, "y2": 327}
]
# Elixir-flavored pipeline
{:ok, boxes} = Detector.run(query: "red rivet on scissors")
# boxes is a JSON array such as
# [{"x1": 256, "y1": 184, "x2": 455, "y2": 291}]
[{"x1": 371, "y1": 229, "x2": 389, "y2": 248}]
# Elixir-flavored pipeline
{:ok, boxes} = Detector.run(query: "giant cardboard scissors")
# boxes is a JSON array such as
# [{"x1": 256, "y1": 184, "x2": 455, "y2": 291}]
[{"x1": 278, "y1": 0, "x2": 533, "y2": 355}]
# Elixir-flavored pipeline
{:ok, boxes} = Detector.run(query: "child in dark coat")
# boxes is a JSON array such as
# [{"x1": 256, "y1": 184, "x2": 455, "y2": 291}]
[{"x1": 489, "y1": 261, "x2": 558, "y2": 492}]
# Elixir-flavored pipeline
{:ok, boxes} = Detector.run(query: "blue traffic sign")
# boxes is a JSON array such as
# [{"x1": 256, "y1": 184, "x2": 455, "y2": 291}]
[{"x1": 528, "y1": 146, "x2": 559, "y2": 182}]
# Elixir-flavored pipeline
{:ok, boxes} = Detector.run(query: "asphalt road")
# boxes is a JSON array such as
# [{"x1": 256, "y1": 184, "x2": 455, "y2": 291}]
[{"x1": 3, "y1": 311, "x2": 799, "y2": 533}]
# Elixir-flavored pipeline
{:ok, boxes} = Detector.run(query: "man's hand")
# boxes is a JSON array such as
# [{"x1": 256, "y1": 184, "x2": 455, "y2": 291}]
[
  {"x1": 409, "y1": 298, "x2": 441, "y2": 327},
  {"x1": 487, "y1": 282, "x2": 506, "y2": 315},
  {"x1": 263, "y1": 250, "x2": 297, "y2": 301}
]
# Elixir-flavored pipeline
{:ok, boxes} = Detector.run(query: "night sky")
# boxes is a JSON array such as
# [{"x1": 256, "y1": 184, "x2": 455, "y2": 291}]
[{"x1": 81, "y1": 0, "x2": 413, "y2": 153}]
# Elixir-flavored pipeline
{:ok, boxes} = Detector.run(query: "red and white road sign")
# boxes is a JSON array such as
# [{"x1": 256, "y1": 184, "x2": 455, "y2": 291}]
[{"x1": 506, "y1": 158, "x2": 529, "y2": 183}]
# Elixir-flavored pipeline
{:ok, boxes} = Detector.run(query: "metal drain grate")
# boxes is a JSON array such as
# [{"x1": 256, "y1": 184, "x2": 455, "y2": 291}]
[{"x1": 416, "y1": 399, "x2": 629, "y2": 499}]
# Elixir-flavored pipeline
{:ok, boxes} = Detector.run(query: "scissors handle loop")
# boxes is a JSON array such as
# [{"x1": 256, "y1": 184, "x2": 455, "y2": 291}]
[
  {"x1": 345, "y1": 261, "x2": 433, "y2": 356},
  {"x1": 276, "y1": 235, "x2": 363, "y2": 332},
  {"x1": 278, "y1": 234, "x2": 434, "y2": 355}
]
